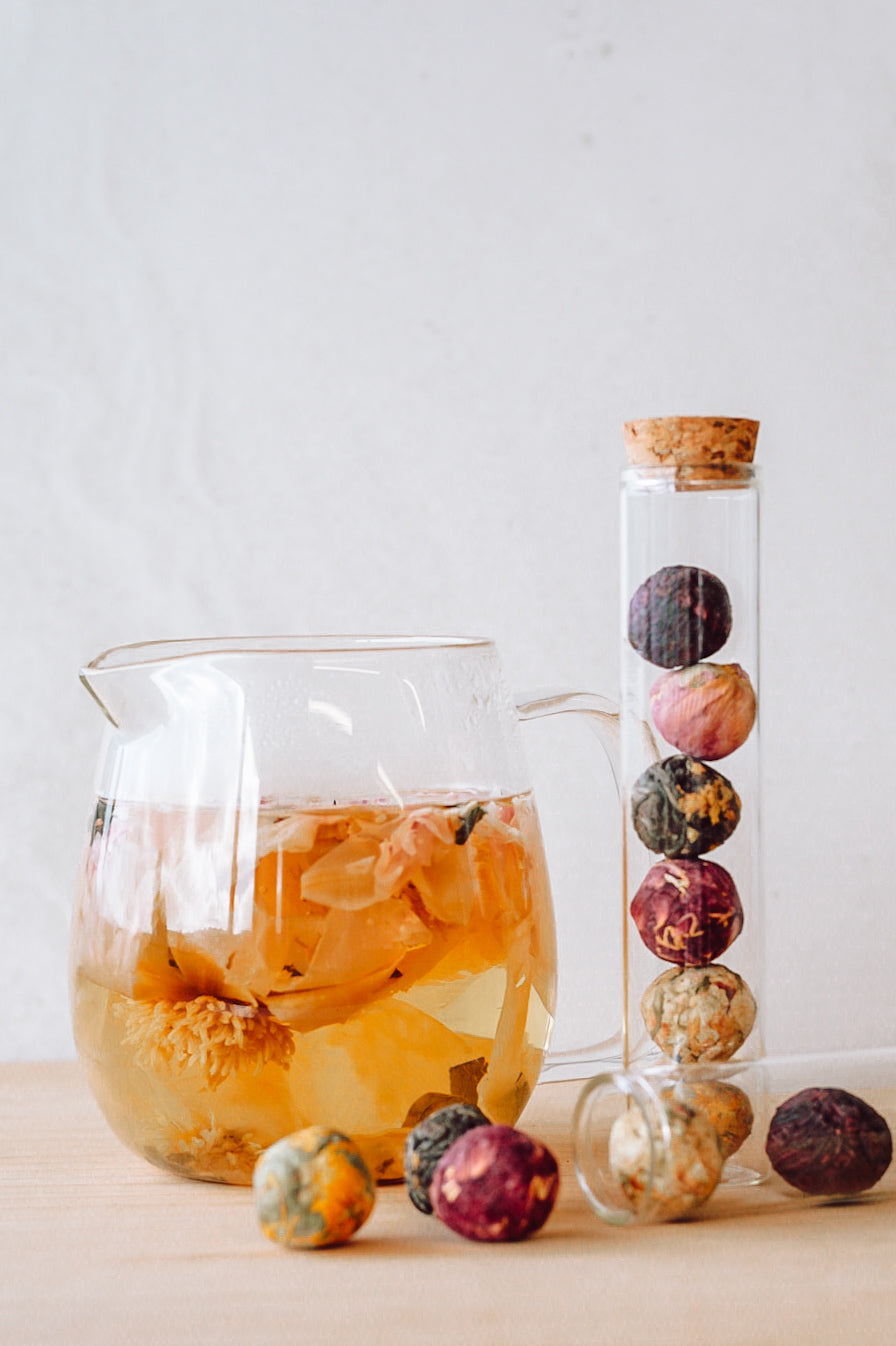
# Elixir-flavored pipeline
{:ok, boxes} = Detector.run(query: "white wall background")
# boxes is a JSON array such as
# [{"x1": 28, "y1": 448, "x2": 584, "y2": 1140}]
[{"x1": 2, "y1": 0, "x2": 895, "y2": 1061}]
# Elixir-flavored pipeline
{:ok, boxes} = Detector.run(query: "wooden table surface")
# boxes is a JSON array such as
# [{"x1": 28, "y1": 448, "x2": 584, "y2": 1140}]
[{"x1": 2, "y1": 1061, "x2": 895, "y2": 1345}]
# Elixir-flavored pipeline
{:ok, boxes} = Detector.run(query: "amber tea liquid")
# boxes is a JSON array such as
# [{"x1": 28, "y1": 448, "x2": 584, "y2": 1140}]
[{"x1": 71, "y1": 792, "x2": 557, "y2": 1183}]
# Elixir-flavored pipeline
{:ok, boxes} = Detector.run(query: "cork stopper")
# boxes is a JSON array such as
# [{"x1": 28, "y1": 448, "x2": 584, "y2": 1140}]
[{"x1": 623, "y1": 416, "x2": 759, "y2": 468}]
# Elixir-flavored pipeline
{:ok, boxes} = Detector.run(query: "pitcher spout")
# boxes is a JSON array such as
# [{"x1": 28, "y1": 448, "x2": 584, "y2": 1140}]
[
  {"x1": 79, "y1": 647, "x2": 167, "y2": 733},
  {"x1": 80, "y1": 665, "x2": 118, "y2": 726}
]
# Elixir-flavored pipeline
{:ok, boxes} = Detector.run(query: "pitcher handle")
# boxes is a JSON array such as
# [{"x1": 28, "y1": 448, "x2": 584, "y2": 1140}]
[{"x1": 516, "y1": 689, "x2": 624, "y2": 1082}]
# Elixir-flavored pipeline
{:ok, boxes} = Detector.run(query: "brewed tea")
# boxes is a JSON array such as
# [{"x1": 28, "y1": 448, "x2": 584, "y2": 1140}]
[{"x1": 71, "y1": 792, "x2": 556, "y2": 1183}]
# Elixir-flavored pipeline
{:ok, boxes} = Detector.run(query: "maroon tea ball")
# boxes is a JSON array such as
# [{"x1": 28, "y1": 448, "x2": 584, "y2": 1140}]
[
  {"x1": 628, "y1": 565, "x2": 732, "y2": 669},
  {"x1": 766, "y1": 1087, "x2": 893, "y2": 1196},
  {"x1": 430, "y1": 1124, "x2": 559, "y2": 1242},
  {"x1": 630, "y1": 857, "x2": 743, "y2": 965}
]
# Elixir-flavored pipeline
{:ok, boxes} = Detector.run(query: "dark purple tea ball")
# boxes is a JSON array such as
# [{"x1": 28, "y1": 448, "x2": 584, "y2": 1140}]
[
  {"x1": 766, "y1": 1087, "x2": 892, "y2": 1196},
  {"x1": 628, "y1": 565, "x2": 732, "y2": 668}
]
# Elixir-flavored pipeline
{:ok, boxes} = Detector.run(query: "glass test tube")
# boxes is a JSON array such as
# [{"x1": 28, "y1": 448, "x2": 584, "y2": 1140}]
[
  {"x1": 619, "y1": 417, "x2": 765, "y2": 1181},
  {"x1": 573, "y1": 1046, "x2": 896, "y2": 1226}
]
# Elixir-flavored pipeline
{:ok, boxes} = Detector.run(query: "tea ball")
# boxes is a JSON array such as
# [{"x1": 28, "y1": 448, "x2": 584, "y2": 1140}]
[
  {"x1": 642, "y1": 963, "x2": 757, "y2": 1063},
  {"x1": 430, "y1": 1124, "x2": 559, "y2": 1242},
  {"x1": 609, "y1": 1097, "x2": 723, "y2": 1221},
  {"x1": 766, "y1": 1087, "x2": 892, "y2": 1196},
  {"x1": 650, "y1": 662, "x2": 756, "y2": 761},
  {"x1": 631, "y1": 755, "x2": 741, "y2": 858},
  {"x1": 404, "y1": 1102, "x2": 490, "y2": 1214},
  {"x1": 630, "y1": 857, "x2": 743, "y2": 965},
  {"x1": 628, "y1": 566, "x2": 732, "y2": 669},
  {"x1": 253, "y1": 1126, "x2": 375, "y2": 1249},
  {"x1": 664, "y1": 1079, "x2": 754, "y2": 1161}
]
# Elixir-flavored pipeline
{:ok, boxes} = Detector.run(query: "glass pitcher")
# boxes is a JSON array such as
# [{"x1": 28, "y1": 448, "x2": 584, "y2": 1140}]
[{"x1": 70, "y1": 636, "x2": 619, "y2": 1184}]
